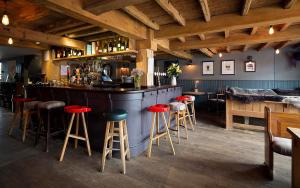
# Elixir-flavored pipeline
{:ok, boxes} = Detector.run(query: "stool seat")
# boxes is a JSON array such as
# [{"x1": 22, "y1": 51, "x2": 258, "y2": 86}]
[
  {"x1": 104, "y1": 109, "x2": 128, "y2": 121},
  {"x1": 14, "y1": 98, "x2": 33, "y2": 103},
  {"x1": 169, "y1": 102, "x2": 186, "y2": 111},
  {"x1": 64, "y1": 105, "x2": 82, "y2": 112},
  {"x1": 147, "y1": 104, "x2": 170, "y2": 112},
  {"x1": 184, "y1": 95, "x2": 195, "y2": 101},
  {"x1": 65, "y1": 106, "x2": 91, "y2": 113},
  {"x1": 175, "y1": 96, "x2": 190, "y2": 101},
  {"x1": 38, "y1": 101, "x2": 65, "y2": 110},
  {"x1": 24, "y1": 101, "x2": 42, "y2": 110}
]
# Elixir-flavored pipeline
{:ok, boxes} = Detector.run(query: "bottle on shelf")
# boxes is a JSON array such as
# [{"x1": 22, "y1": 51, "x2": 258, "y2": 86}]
[{"x1": 113, "y1": 37, "x2": 117, "y2": 52}]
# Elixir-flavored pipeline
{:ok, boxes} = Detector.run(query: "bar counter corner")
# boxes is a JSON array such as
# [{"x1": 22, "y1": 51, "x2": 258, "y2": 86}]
[{"x1": 27, "y1": 85, "x2": 182, "y2": 157}]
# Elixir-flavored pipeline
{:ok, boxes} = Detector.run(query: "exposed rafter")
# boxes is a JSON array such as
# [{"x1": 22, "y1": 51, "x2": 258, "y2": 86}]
[
  {"x1": 275, "y1": 41, "x2": 290, "y2": 49},
  {"x1": 250, "y1": 27, "x2": 258, "y2": 35},
  {"x1": 209, "y1": 48, "x2": 217, "y2": 54},
  {"x1": 225, "y1": 30, "x2": 230, "y2": 38},
  {"x1": 155, "y1": 39, "x2": 192, "y2": 60},
  {"x1": 68, "y1": 29, "x2": 109, "y2": 38},
  {"x1": 84, "y1": 0, "x2": 148, "y2": 15},
  {"x1": 0, "y1": 36, "x2": 48, "y2": 50},
  {"x1": 242, "y1": 0, "x2": 253, "y2": 16},
  {"x1": 55, "y1": 25, "x2": 96, "y2": 36},
  {"x1": 285, "y1": 0, "x2": 298, "y2": 9},
  {"x1": 37, "y1": 0, "x2": 147, "y2": 39},
  {"x1": 257, "y1": 42, "x2": 270, "y2": 51},
  {"x1": 198, "y1": 0, "x2": 210, "y2": 22},
  {"x1": 177, "y1": 37, "x2": 186, "y2": 42},
  {"x1": 279, "y1": 23, "x2": 291, "y2": 31},
  {"x1": 243, "y1": 45, "x2": 249, "y2": 52},
  {"x1": 45, "y1": 20, "x2": 85, "y2": 34},
  {"x1": 154, "y1": 0, "x2": 186, "y2": 26},
  {"x1": 123, "y1": 6, "x2": 160, "y2": 30},
  {"x1": 226, "y1": 46, "x2": 231, "y2": 53},
  {"x1": 199, "y1": 48, "x2": 213, "y2": 57},
  {"x1": 155, "y1": 3, "x2": 300, "y2": 39},
  {"x1": 198, "y1": 34, "x2": 206, "y2": 40}
]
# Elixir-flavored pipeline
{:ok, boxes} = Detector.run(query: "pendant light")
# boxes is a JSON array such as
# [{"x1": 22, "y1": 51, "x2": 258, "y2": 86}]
[
  {"x1": 8, "y1": 37, "x2": 13, "y2": 45},
  {"x1": 275, "y1": 49, "x2": 280, "y2": 55},
  {"x1": 269, "y1": 26, "x2": 274, "y2": 35},
  {"x1": 2, "y1": 0, "x2": 9, "y2": 26},
  {"x1": 218, "y1": 53, "x2": 223, "y2": 58}
]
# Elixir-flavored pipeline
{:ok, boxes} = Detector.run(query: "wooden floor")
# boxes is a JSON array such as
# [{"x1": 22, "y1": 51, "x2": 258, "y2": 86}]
[{"x1": 0, "y1": 108, "x2": 291, "y2": 188}]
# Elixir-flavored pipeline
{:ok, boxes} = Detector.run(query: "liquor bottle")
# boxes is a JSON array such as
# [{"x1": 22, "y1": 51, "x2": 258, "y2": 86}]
[
  {"x1": 103, "y1": 40, "x2": 108, "y2": 53},
  {"x1": 120, "y1": 37, "x2": 125, "y2": 51},
  {"x1": 98, "y1": 40, "x2": 103, "y2": 53},
  {"x1": 113, "y1": 37, "x2": 117, "y2": 52},
  {"x1": 117, "y1": 36, "x2": 121, "y2": 51},
  {"x1": 125, "y1": 38, "x2": 129, "y2": 51}
]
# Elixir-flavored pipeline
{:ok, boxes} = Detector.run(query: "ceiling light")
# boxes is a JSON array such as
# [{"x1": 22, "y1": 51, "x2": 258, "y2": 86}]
[
  {"x1": 275, "y1": 49, "x2": 280, "y2": 54},
  {"x1": 2, "y1": 14, "x2": 9, "y2": 26},
  {"x1": 218, "y1": 53, "x2": 223, "y2": 58},
  {"x1": 269, "y1": 26, "x2": 274, "y2": 35},
  {"x1": 36, "y1": 41, "x2": 40, "y2": 45},
  {"x1": 8, "y1": 37, "x2": 13, "y2": 45}
]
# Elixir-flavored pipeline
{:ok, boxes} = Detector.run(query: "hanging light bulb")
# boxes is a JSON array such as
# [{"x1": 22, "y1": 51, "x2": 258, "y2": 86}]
[
  {"x1": 218, "y1": 53, "x2": 223, "y2": 58},
  {"x1": 275, "y1": 49, "x2": 280, "y2": 54},
  {"x1": 2, "y1": 14, "x2": 9, "y2": 26},
  {"x1": 8, "y1": 37, "x2": 13, "y2": 45},
  {"x1": 269, "y1": 26, "x2": 274, "y2": 35}
]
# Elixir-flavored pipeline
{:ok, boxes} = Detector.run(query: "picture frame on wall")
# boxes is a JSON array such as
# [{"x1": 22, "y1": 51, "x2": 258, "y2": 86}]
[
  {"x1": 245, "y1": 61, "x2": 256, "y2": 72},
  {"x1": 202, "y1": 61, "x2": 214, "y2": 75},
  {"x1": 221, "y1": 60, "x2": 235, "y2": 75}
]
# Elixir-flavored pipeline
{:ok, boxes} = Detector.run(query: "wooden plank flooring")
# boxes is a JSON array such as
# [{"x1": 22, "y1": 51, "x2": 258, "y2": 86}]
[{"x1": 0, "y1": 108, "x2": 291, "y2": 188}]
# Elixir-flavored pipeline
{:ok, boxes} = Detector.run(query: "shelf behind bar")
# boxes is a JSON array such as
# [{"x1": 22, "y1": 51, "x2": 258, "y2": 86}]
[{"x1": 52, "y1": 50, "x2": 138, "y2": 61}]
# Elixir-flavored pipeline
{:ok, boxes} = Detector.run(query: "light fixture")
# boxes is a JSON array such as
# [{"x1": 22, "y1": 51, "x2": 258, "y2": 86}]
[
  {"x1": 36, "y1": 41, "x2": 40, "y2": 45},
  {"x1": 8, "y1": 37, "x2": 13, "y2": 45},
  {"x1": 2, "y1": 0, "x2": 9, "y2": 26},
  {"x1": 269, "y1": 26, "x2": 274, "y2": 35},
  {"x1": 275, "y1": 49, "x2": 280, "y2": 54},
  {"x1": 218, "y1": 53, "x2": 223, "y2": 58}
]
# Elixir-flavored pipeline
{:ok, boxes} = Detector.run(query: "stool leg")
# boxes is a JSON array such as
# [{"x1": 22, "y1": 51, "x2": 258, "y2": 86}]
[
  {"x1": 156, "y1": 113, "x2": 160, "y2": 147},
  {"x1": 8, "y1": 111, "x2": 18, "y2": 136},
  {"x1": 108, "y1": 121, "x2": 114, "y2": 159},
  {"x1": 100, "y1": 121, "x2": 111, "y2": 172},
  {"x1": 45, "y1": 110, "x2": 51, "y2": 152},
  {"x1": 183, "y1": 111, "x2": 188, "y2": 140},
  {"x1": 74, "y1": 113, "x2": 80, "y2": 149},
  {"x1": 167, "y1": 111, "x2": 172, "y2": 129},
  {"x1": 81, "y1": 112, "x2": 91, "y2": 156},
  {"x1": 22, "y1": 111, "x2": 30, "y2": 142},
  {"x1": 192, "y1": 102, "x2": 196, "y2": 125},
  {"x1": 161, "y1": 112, "x2": 175, "y2": 155},
  {"x1": 147, "y1": 112, "x2": 156, "y2": 158},
  {"x1": 123, "y1": 120, "x2": 130, "y2": 160},
  {"x1": 119, "y1": 120, "x2": 126, "y2": 174},
  {"x1": 176, "y1": 111, "x2": 180, "y2": 144},
  {"x1": 35, "y1": 109, "x2": 42, "y2": 146},
  {"x1": 185, "y1": 102, "x2": 194, "y2": 131},
  {"x1": 59, "y1": 113, "x2": 75, "y2": 162}
]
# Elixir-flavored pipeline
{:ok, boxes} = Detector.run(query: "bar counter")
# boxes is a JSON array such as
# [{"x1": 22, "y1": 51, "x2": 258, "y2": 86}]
[{"x1": 27, "y1": 85, "x2": 182, "y2": 157}]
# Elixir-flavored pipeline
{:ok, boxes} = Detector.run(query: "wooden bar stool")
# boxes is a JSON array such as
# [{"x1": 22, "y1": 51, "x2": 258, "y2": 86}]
[
  {"x1": 184, "y1": 95, "x2": 196, "y2": 126},
  {"x1": 59, "y1": 106, "x2": 92, "y2": 162},
  {"x1": 175, "y1": 96, "x2": 194, "y2": 131},
  {"x1": 168, "y1": 102, "x2": 188, "y2": 144},
  {"x1": 147, "y1": 104, "x2": 175, "y2": 158},
  {"x1": 8, "y1": 97, "x2": 40, "y2": 142},
  {"x1": 101, "y1": 109, "x2": 130, "y2": 174}
]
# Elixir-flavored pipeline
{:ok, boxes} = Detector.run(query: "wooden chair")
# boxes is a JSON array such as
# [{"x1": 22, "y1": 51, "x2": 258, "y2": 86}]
[
  {"x1": 264, "y1": 107, "x2": 300, "y2": 179},
  {"x1": 207, "y1": 89, "x2": 226, "y2": 113}
]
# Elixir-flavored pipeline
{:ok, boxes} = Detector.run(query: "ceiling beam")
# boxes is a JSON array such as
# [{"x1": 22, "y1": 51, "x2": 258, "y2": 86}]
[
  {"x1": 250, "y1": 26, "x2": 258, "y2": 35},
  {"x1": 123, "y1": 6, "x2": 160, "y2": 30},
  {"x1": 45, "y1": 20, "x2": 85, "y2": 33},
  {"x1": 257, "y1": 42, "x2": 270, "y2": 51},
  {"x1": 279, "y1": 23, "x2": 291, "y2": 31},
  {"x1": 0, "y1": 36, "x2": 48, "y2": 50},
  {"x1": 275, "y1": 40, "x2": 290, "y2": 49},
  {"x1": 170, "y1": 26, "x2": 300, "y2": 50},
  {"x1": 154, "y1": 0, "x2": 186, "y2": 26},
  {"x1": 155, "y1": 3, "x2": 300, "y2": 39},
  {"x1": 177, "y1": 37, "x2": 186, "y2": 42},
  {"x1": 68, "y1": 29, "x2": 109, "y2": 39},
  {"x1": 156, "y1": 39, "x2": 192, "y2": 60},
  {"x1": 285, "y1": 0, "x2": 298, "y2": 9},
  {"x1": 242, "y1": 0, "x2": 253, "y2": 16},
  {"x1": 84, "y1": 0, "x2": 148, "y2": 15},
  {"x1": 209, "y1": 48, "x2": 217, "y2": 54},
  {"x1": 0, "y1": 26, "x2": 86, "y2": 50},
  {"x1": 37, "y1": 0, "x2": 147, "y2": 39},
  {"x1": 198, "y1": 34, "x2": 205, "y2": 40},
  {"x1": 198, "y1": 0, "x2": 210, "y2": 22},
  {"x1": 224, "y1": 30, "x2": 230, "y2": 38},
  {"x1": 226, "y1": 46, "x2": 231, "y2": 53},
  {"x1": 199, "y1": 48, "x2": 213, "y2": 57},
  {"x1": 55, "y1": 25, "x2": 96, "y2": 36},
  {"x1": 243, "y1": 45, "x2": 249, "y2": 52}
]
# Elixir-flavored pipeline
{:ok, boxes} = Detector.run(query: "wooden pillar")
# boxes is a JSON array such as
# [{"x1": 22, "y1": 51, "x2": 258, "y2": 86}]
[
  {"x1": 42, "y1": 50, "x2": 61, "y2": 81},
  {"x1": 136, "y1": 49, "x2": 154, "y2": 86}
]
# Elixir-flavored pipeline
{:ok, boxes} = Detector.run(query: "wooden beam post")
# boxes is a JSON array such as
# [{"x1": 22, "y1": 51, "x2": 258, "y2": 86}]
[
  {"x1": 198, "y1": 0, "x2": 211, "y2": 22},
  {"x1": 285, "y1": 0, "x2": 298, "y2": 9},
  {"x1": 136, "y1": 49, "x2": 154, "y2": 86},
  {"x1": 242, "y1": 0, "x2": 253, "y2": 16}
]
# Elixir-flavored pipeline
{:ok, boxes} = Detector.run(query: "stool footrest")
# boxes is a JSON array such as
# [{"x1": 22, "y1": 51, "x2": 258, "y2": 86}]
[
  {"x1": 153, "y1": 132, "x2": 167, "y2": 140},
  {"x1": 69, "y1": 134, "x2": 86, "y2": 141}
]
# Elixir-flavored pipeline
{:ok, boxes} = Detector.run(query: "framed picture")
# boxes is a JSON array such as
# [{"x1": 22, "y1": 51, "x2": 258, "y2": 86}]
[
  {"x1": 245, "y1": 61, "x2": 256, "y2": 72},
  {"x1": 202, "y1": 61, "x2": 214, "y2": 75},
  {"x1": 221, "y1": 60, "x2": 235, "y2": 75}
]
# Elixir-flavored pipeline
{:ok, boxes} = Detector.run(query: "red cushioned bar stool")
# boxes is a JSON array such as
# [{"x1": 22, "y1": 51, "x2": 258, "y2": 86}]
[
  {"x1": 184, "y1": 95, "x2": 196, "y2": 126},
  {"x1": 147, "y1": 104, "x2": 175, "y2": 158},
  {"x1": 175, "y1": 96, "x2": 195, "y2": 131},
  {"x1": 8, "y1": 97, "x2": 41, "y2": 142},
  {"x1": 59, "y1": 105, "x2": 92, "y2": 162}
]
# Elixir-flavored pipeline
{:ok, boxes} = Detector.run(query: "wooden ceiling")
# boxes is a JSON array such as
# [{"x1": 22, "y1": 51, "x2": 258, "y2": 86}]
[{"x1": 0, "y1": 0, "x2": 300, "y2": 58}]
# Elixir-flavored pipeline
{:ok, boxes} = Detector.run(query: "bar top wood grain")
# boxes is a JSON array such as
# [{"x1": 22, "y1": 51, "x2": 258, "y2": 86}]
[{"x1": 288, "y1": 127, "x2": 300, "y2": 140}]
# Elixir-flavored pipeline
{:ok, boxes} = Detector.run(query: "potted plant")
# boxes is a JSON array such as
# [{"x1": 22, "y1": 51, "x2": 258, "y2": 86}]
[
  {"x1": 167, "y1": 63, "x2": 182, "y2": 86},
  {"x1": 131, "y1": 68, "x2": 144, "y2": 89}
]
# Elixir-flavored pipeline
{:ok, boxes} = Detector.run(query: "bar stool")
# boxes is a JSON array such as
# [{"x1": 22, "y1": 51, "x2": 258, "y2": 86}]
[
  {"x1": 36, "y1": 100, "x2": 66, "y2": 152},
  {"x1": 168, "y1": 102, "x2": 188, "y2": 144},
  {"x1": 101, "y1": 109, "x2": 130, "y2": 174},
  {"x1": 59, "y1": 105, "x2": 92, "y2": 162},
  {"x1": 147, "y1": 104, "x2": 175, "y2": 158},
  {"x1": 8, "y1": 97, "x2": 40, "y2": 142},
  {"x1": 175, "y1": 96, "x2": 194, "y2": 131},
  {"x1": 184, "y1": 95, "x2": 196, "y2": 126}
]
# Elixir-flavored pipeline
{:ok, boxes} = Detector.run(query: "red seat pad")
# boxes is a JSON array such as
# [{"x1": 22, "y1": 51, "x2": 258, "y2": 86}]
[
  {"x1": 147, "y1": 104, "x2": 169, "y2": 112},
  {"x1": 14, "y1": 98, "x2": 33, "y2": 102},
  {"x1": 64, "y1": 105, "x2": 82, "y2": 112},
  {"x1": 65, "y1": 106, "x2": 92, "y2": 113},
  {"x1": 175, "y1": 96, "x2": 189, "y2": 101}
]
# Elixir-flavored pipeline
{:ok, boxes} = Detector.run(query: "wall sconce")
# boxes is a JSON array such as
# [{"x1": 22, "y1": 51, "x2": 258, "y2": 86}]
[{"x1": 246, "y1": 56, "x2": 253, "y2": 63}]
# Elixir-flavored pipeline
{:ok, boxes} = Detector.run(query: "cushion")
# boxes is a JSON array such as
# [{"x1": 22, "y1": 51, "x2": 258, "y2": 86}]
[
  {"x1": 184, "y1": 95, "x2": 195, "y2": 101},
  {"x1": 272, "y1": 137, "x2": 292, "y2": 156},
  {"x1": 104, "y1": 109, "x2": 128, "y2": 121},
  {"x1": 24, "y1": 101, "x2": 42, "y2": 110},
  {"x1": 38, "y1": 101, "x2": 65, "y2": 110},
  {"x1": 169, "y1": 102, "x2": 186, "y2": 111}
]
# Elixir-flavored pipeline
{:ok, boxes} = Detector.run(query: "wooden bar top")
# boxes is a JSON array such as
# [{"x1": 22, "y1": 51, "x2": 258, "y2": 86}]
[{"x1": 288, "y1": 128, "x2": 300, "y2": 140}]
